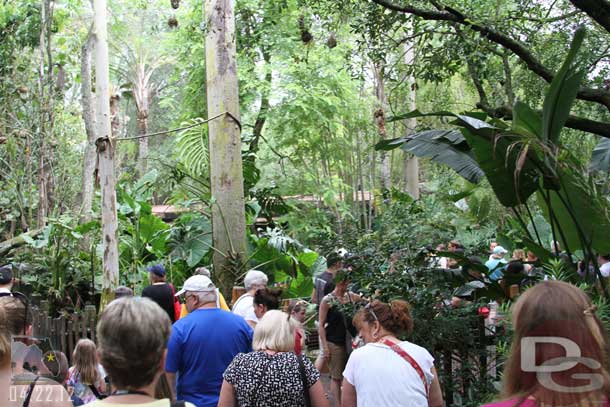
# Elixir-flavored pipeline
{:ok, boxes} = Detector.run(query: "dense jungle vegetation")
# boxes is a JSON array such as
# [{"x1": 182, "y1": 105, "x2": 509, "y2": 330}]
[{"x1": 1, "y1": 1, "x2": 610, "y2": 403}]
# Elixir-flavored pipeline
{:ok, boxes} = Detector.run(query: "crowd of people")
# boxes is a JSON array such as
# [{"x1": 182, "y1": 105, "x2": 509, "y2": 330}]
[{"x1": 1, "y1": 247, "x2": 609, "y2": 407}]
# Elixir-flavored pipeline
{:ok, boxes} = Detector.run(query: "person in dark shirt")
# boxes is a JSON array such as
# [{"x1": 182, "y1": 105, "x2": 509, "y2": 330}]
[
  {"x1": 0, "y1": 264, "x2": 14, "y2": 296},
  {"x1": 142, "y1": 264, "x2": 176, "y2": 323},
  {"x1": 311, "y1": 252, "x2": 342, "y2": 307}
]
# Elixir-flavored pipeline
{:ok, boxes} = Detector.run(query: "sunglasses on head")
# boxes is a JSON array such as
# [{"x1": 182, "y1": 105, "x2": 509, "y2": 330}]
[{"x1": 365, "y1": 302, "x2": 379, "y2": 323}]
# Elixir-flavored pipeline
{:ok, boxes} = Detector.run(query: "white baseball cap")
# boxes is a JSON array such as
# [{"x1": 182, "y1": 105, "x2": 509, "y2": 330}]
[
  {"x1": 175, "y1": 275, "x2": 216, "y2": 296},
  {"x1": 493, "y1": 246, "x2": 508, "y2": 255}
]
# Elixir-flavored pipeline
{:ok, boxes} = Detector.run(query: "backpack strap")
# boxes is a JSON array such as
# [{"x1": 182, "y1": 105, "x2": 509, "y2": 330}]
[
  {"x1": 297, "y1": 355, "x2": 312, "y2": 407},
  {"x1": 88, "y1": 384, "x2": 106, "y2": 399},
  {"x1": 22, "y1": 376, "x2": 39, "y2": 407},
  {"x1": 380, "y1": 339, "x2": 430, "y2": 399}
]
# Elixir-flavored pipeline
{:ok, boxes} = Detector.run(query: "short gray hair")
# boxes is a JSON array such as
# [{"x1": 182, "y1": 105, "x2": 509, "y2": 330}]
[
  {"x1": 97, "y1": 297, "x2": 171, "y2": 390},
  {"x1": 191, "y1": 289, "x2": 217, "y2": 304},
  {"x1": 253, "y1": 310, "x2": 298, "y2": 352},
  {"x1": 195, "y1": 267, "x2": 211, "y2": 277},
  {"x1": 244, "y1": 269, "x2": 268, "y2": 291}
]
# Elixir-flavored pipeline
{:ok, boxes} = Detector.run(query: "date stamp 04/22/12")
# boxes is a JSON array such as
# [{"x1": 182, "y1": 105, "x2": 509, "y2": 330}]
[{"x1": 9, "y1": 384, "x2": 72, "y2": 405}]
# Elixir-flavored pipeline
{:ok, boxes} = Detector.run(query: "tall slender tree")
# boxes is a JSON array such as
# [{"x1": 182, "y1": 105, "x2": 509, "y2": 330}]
[
  {"x1": 80, "y1": 26, "x2": 96, "y2": 222},
  {"x1": 373, "y1": 63, "x2": 391, "y2": 193},
  {"x1": 403, "y1": 38, "x2": 419, "y2": 199},
  {"x1": 93, "y1": 0, "x2": 119, "y2": 310},
  {"x1": 204, "y1": 0, "x2": 247, "y2": 296}
]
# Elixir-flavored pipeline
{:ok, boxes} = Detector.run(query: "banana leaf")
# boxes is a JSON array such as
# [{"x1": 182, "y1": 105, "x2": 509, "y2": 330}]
[
  {"x1": 590, "y1": 137, "x2": 610, "y2": 172},
  {"x1": 375, "y1": 130, "x2": 484, "y2": 184},
  {"x1": 461, "y1": 128, "x2": 539, "y2": 207},
  {"x1": 542, "y1": 27, "x2": 586, "y2": 144},
  {"x1": 537, "y1": 165, "x2": 610, "y2": 254}
]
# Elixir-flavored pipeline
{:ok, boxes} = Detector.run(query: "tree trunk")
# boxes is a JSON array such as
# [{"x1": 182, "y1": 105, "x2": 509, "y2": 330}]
[
  {"x1": 137, "y1": 111, "x2": 148, "y2": 177},
  {"x1": 373, "y1": 63, "x2": 391, "y2": 192},
  {"x1": 402, "y1": 40, "x2": 420, "y2": 200},
  {"x1": 204, "y1": 0, "x2": 247, "y2": 298},
  {"x1": 94, "y1": 0, "x2": 120, "y2": 311},
  {"x1": 80, "y1": 26, "x2": 96, "y2": 222},
  {"x1": 36, "y1": 0, "x2": 51, "y2": 227}
]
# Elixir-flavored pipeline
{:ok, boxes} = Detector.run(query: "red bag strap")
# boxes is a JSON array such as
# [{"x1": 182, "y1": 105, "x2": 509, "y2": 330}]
[{"x1": 381, "y1": 339, "x2": 430, "y2": 399}]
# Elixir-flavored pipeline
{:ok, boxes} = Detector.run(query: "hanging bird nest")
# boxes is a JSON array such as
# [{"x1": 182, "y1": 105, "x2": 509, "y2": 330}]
[
  {"x1": 171, "y1": 0, "x2": 180, "y2": 9},
  {"x1": 298, "y1": 15, "x2": 312, "y2": 44},
  {"x1": 168, "y1": 16, "x2": 178, "y2": 28},
  {"x1": 301, "y1": 31, "x2": 312, "y2": 44},
  {"x1": 326, "y1": 33, "x2": 337, "y2": 49}
]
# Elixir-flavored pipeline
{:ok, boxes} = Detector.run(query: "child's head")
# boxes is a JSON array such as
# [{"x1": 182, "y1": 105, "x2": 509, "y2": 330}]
[{"x1": 73, "y1": 339, "x2": 99, "y2": 385}]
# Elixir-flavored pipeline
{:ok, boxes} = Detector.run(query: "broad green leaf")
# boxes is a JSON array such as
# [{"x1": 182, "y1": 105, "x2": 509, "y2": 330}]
[
  {"x1": 387, "y1": 109, "x2": 457, "y2": 122},
  {"x1": 589, "y1": 138, "x2": 610, "y2": 172},
  {"x1": 139, "y1": 214, "x2": 170, "y2": 243},
  {"x1": 455, "y1": 115, "x2": 497, "y2": 132},
  {"x1": 297, "y1": 251, "x2": 318, "y2": 268},
  {"x1": 185, "y1": 234, "x2": 213, "y2": 267},
  {"x1": 537, "y1": 166, "x2": 610, "y2": 254},
  {"x1": 542, "y1": 27, "x2": 586, "y2": 144},
  {"x1": 378, "y1": 130, "x2": 484, "y2": 184},
  {"x1": 461, "y1": 129, "x2": 538, "y2": 207},
  {"x1": 512, "y1": 101, "x2": 541, "y2": 138}
]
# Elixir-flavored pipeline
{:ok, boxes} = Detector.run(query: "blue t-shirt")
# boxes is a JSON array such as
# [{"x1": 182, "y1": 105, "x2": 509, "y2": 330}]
[
  {"x1": 486, "y1": 258, "x2": 507, "y2": 281},
  {"x1": 165, "y1": 308, "x2": 253, "y2": 407}
]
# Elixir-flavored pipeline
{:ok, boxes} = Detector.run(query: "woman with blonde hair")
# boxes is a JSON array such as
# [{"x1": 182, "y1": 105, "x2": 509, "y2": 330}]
[
  {"x1": 342, "y1": 300, "x2": 443, "y2": 407},
  {"x1": 68, "y1": 338, "x2": 107, "y2": 402},
  {"x1": 483, "y1": 280, "x2": 610, "y2": 407},
  {"x1": 511, "y1": 249, "x2": 532, "y2": 274},
  {"x1": 218, "y1": 310, "x2": 328, "y2": 406}
]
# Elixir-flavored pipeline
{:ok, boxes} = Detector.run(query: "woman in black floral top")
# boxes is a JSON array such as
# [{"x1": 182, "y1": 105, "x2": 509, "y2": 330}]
[{"x1": 218, "y1": 310, "x2": 328, "y2": 407}]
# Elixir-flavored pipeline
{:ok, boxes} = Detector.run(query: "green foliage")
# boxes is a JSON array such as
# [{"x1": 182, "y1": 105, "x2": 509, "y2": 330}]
[
  {"x1": 378, "y1": 28, "x2": 610, "y2": 283},
  {"x1": 15, "y1": 215, "x2": 100, "y2": 313},
  {"x1": 168, "y1": 212, "x2": 213, "y2": 268},
  {"x1": 376, "y1": 129, "x2": 484, "y2": 184},
  {"x1": 541, "y1": 27, "x2": 586, "y2": 145},
  {"x1": 174, "y1": 118, "x2": 209, "y2": 177},
  {"x1": 344, "y1": 248, "x2": 509, "y2": 406},
  {"x1": 248, "y1": 227, "x2": 319, "y2": 298}
]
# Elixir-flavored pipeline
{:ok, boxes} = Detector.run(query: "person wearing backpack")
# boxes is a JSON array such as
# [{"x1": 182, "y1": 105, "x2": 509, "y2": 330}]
[{"x1": 68, "y1": 339, "x2": 107, "y2": 402}]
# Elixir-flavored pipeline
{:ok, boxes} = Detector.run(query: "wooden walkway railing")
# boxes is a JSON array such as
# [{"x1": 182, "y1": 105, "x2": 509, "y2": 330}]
[{"x1": 30, "y1": 302, "x2": 98, "y2": 363}]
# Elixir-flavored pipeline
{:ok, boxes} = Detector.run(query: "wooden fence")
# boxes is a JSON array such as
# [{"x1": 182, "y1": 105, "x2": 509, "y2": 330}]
[{"x1": 30, "y1": 302, "x2": 98, "y2": 363}]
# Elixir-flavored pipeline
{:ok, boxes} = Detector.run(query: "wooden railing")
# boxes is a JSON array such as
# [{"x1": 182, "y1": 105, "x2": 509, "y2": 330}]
[{"x1": 30, "y1": 302, "x2": 98, "y2": 363}]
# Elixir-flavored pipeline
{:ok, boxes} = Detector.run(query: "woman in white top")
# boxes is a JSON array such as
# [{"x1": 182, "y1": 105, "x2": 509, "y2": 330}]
[
  {"x1": 342, "y1": 300, "x2": 444, "y2": 407},
  {"x1": 232, "y1": 270, "x2": 268, "y2": 328}
]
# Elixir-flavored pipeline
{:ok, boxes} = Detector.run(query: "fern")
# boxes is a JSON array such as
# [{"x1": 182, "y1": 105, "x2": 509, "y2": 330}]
[
  {"x1": 543, "y1": 258, "x2": 570, "y2": 281},
  {"x1": 174, "y1": 118, "x2": 209, "y2": 177}
]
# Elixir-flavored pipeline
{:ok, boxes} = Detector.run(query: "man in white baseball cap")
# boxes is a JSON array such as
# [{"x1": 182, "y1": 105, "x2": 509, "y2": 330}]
[
  {"x1": 166, "y1": 275, "x2": 252, "y2": 407},
  {"x1": 485, "y1": 246, "x2": 508, "y2": 281}
]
